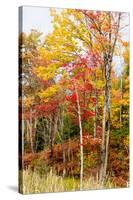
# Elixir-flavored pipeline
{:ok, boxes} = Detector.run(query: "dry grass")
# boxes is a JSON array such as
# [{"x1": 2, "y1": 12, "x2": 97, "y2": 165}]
[
  {"x1": 19, "y1": 169, "x2": 114, "y2": 194},
  {"x1": 83, "y1": 174, "x2": 114, "y2": 190}
]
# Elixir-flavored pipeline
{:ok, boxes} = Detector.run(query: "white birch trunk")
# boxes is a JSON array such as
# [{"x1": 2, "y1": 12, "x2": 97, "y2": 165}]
[
  {"x1": 74, "y1": 83, "x2": 83, "y2": 190},
  {"x1": 94, "y1": 91, "x2": 98, "y2": 138},
  {"x1": 27, "y1": 108, "x2": 34, "y2": 154},
  {"x1": 120, "y1": 75, "x2": 123, "y2": 128}
]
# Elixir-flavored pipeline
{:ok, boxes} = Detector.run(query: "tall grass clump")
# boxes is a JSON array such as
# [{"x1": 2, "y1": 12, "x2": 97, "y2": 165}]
[
  {"x1": 21, "y1": 169, "x2": 64, "y2": 194},
  {"x1": 20, "y1": 169, "x2": 114, "y2": 194}
]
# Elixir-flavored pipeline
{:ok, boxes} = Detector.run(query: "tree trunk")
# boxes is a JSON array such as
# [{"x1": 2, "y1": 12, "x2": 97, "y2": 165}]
[
  {"x1": 27, "y1": 117, "x2": 34, "y2": 154},
  {"x1": 120, "y1": 75, "x2": 123, "y2": 129},
  {"x1": 29, "y1": 107, "x2": 34, "y2": 154},
  {"x1": 50, "y1": 112, "x2": 59, "y2": 158},
  {"x1": 102, "y1": 72, "x2": 111, "y2": 180},
  {"x1": 50, "y1": 116, "x2": 54, "y2": 158},
  {"x1": 34, "y1": 118, "x2": 37, "y2": 152},
  {"x1": 100, "y1": 83, "x2": 107, "y2": 183},
  {"x1": 60, "y1": 106, "x2": 66, "y2": 176},
  {"x1": 75, "y1": 83, "x2": 83, "y2": 191},
  {"x1": 22, "y1": 119, "x2": 25, "y2": 154},
  {"x1": 94, "y1": 91, "x2": 98, "y2": 138},
  {"x1": 26, "y1": 120, "x2": 30, "y2": 142},
  {"x1": 100, "y1": 12, "x2": 113, "y2": 183},
  {"x1": 47, "y1": 117, "x2": 52, "y2": 146},
  {"x1": 61, "y1": 107, "x2": 66, "y2": 164}
]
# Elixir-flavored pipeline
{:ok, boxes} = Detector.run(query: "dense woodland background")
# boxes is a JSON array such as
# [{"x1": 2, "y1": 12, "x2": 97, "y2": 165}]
[{"x1": 19, "y1": 8, "x2": 129, "y2": 194}]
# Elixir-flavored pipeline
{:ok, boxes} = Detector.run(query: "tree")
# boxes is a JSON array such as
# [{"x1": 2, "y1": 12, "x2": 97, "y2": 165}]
[{"x1": 64, "y1": 54, "x2": 97, "y2": 190}]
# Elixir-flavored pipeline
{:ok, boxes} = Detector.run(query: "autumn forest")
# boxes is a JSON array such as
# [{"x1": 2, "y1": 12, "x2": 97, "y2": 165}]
[{"x1": 19, "y1": 7, "x2": 129, "y2": 194}]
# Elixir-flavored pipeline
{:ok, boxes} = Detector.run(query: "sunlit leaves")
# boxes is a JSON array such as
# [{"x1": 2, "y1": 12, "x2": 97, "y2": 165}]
[
  {"x1": 38, "y1": 85, "x2": 60, "y2": 101},
  {"x1": 33, "y1": 66, "x2": 56, "y2": 80}
]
